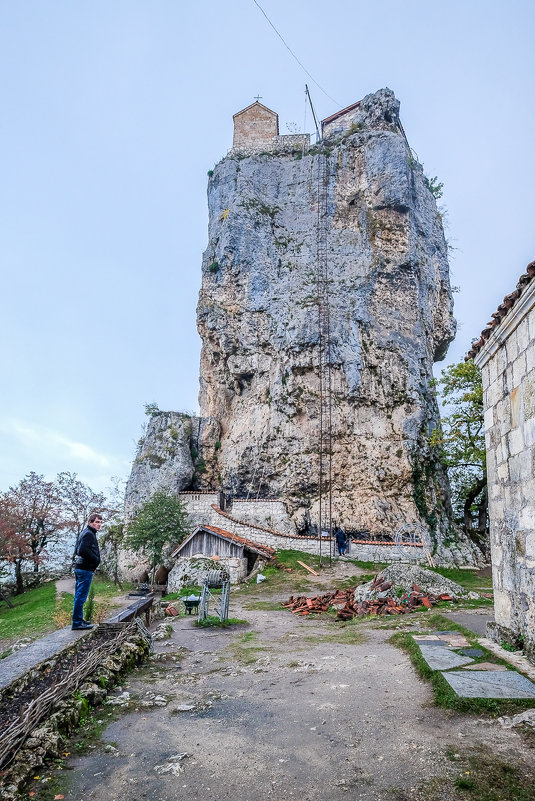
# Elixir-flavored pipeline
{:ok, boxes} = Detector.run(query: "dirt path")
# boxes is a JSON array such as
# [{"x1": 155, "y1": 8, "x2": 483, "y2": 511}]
[
  {"x1": 58, "y1": 563, "x2": 534, "y2": 801},
  {"x1": 55, "y1": 577, "x2": 75, "y2": 598}
]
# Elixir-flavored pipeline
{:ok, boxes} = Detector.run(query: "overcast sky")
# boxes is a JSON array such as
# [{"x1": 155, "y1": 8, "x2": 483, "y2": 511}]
[{"x1": 1, "y1": 0, "x2": 534, "y2": 493}]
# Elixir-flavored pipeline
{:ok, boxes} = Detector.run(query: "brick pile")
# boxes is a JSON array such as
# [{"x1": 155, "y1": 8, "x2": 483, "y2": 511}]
[{"x1": 282, "y1": 576, "x2": 455, "y2": 620}]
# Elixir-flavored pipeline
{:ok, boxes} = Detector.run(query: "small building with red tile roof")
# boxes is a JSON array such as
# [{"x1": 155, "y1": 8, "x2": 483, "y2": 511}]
[
  {"x1": 469, "y1": 259, "x2": 535, "y2": 662},
  {"x1": 168, "y1": 524, "x2": 275, "y2": 588}
]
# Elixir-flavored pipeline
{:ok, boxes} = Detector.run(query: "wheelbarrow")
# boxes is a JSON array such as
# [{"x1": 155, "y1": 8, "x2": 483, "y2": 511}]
[{"x1": 183, "y1": 594, "x2": 201, "y2": 615}]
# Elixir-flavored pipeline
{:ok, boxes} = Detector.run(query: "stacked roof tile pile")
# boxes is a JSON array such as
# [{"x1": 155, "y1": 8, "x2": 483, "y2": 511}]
[
  {"x1": 466, "y1": 260, "x2": 535, "y2": 360},
  {"x1": 282, "y1": 577, "x2": 455, "y2": 620}
]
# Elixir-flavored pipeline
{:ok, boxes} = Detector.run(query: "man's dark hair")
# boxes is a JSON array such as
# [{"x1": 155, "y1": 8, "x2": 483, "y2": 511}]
[{"x1": 88, "y1": 513, "x2": 103, "y2": 525}]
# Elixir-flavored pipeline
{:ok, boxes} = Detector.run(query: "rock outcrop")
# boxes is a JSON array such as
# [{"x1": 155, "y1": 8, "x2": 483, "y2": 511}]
[
  {"x1": 124, "y1": 411, "x2": 220, "y2": 520},
  {"x1": 196, "y1": 88, "x2": 457, "y2": 543},
  {"x1": 123, "y1": 88, "x2": 484, "y2": 565}
]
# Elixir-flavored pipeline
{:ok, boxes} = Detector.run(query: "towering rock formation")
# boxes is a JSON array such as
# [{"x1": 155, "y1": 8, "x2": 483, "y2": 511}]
[{"x1": 196, "y1": 88, "x2": 456, "y2": 539}]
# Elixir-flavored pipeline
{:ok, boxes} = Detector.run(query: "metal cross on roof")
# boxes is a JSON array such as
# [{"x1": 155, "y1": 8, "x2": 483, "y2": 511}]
[{"x1": 254, "y1": 95, "x2": 262, "y2": 102}]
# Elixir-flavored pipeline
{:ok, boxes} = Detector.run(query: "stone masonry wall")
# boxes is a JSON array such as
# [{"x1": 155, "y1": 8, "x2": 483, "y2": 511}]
[
  {"x1": 209, "y1": 505, "x2": 425, "y2": 562},
  {"x1": 229, "y1": 499, "x2": 297, "y2": 535},
  {"x1": 474, "y1": 278, "x2": 535, "y2": 662},
  {"x1": 179, "y1": 492, "x2": 221, "y2": 528},
  {"x1": 228, "y1": 133, "x2": 310, "y2": 158},
  {"x1": 233, "y1": 104, "x2": 278, "y2": 149}
]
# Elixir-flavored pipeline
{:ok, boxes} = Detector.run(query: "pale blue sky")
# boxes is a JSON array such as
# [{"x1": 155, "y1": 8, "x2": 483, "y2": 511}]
[{"x1": 1, "y1": 0, "x2": 534, "y2": 492}]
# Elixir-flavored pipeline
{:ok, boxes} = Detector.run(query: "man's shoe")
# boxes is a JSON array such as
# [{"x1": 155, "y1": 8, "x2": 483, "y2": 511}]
[{"x1": 72, "y1": 622, "x2": 94, "y2": 630}]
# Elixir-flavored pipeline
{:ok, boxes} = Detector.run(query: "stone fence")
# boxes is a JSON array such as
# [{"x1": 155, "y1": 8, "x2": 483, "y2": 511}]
[
  {"x1": 228, "y1": 133, "x2": 310, "y2": 158},
  {"x1": 209, "y1": 505, "x2": 424, "y2": 562}
]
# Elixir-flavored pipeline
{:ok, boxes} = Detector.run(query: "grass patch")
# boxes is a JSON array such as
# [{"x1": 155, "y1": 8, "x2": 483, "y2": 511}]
[
  {"x1": 449, "y1": 745, "x2": 535, "y2": 801},
  {"x1": 0, "y1": 582, "x2": 58, "y2": 640},
  {"x1": 305, "y1": 626, "x2": 365, "y2": 646},
  {"x1": 194, "y1": 615, "x2": 246, "y2": 628},
  {"x1": 390, "y1": 614, "x2": 535, "y2": 715},
  {"x1": 237, "y1": 565, "x2": 312, "y2": 597},
  {"x1": 227, "y1": 630, "x2": 267, "y2": 664},
  {"x1": 275, "y1": 549, "x2": 322, "y2": 571},
  {"x1": 347, "y1": 560, "x2": 388, "y2": 572},
  {"x1": 0, "y1": 578, "x2": 130, "y2": 644},
  {"x1": 452, "y1": 597, "x2": 494, "y2": 609},
  {"x1": 430, "y1": 566, "x2": 493, "y2": 592}
]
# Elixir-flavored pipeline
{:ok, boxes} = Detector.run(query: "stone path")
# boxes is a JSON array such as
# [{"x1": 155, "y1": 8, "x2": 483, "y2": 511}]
[
  {"x1": 411, "y1": 631, "x2": 535, "y2": 699},
  {"x1": 443, "y1": 670, "x2": 535, "y2": 699},
  {"x1": 55, "y1": 577, "x2": 75, "y2": 598}
]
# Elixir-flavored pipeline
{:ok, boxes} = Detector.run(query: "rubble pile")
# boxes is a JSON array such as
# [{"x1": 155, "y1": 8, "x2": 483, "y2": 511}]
[
  {"x1": 282, "y1": 584, "x2": 456, "y2": 620},
  {"x1": 354, "y1": 564, "x2": 479, "y2": 602},
  {"x1": 282, "y1": 565, "x2": 479, "y2": 621}
]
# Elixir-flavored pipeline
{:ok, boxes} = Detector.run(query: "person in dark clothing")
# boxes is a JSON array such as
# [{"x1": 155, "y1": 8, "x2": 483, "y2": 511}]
[
  {"x1": 72, "y1": 513, "x2": 102, "y2": 630},
  {"x1": 335, "y1": 526, "x2": 346, "y2": 556}
]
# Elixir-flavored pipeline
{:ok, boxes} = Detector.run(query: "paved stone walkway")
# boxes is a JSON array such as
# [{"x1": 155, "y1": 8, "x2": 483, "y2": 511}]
[{"x1": 412, "y1": 630, "x2": 535, "y2": 699}]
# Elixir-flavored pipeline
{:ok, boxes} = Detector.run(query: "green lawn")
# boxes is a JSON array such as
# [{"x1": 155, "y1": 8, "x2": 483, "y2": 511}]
[
  {"x1": 0, "y1": 582, "x2": 58, "y2": 642},
  {"x1": 0, "y1": 577, "x2": 129, "y2": 649},
  {"x1": 430, "y1": 566, "x2": 493, "y2": 593}
]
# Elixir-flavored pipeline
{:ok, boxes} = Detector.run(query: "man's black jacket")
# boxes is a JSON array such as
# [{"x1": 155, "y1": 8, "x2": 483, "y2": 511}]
[{"x1": 75, "y1": 525, "x2": 101, "y2": 572}]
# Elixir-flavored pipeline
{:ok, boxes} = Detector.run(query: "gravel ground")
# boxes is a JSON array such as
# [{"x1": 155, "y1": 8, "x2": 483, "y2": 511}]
[{"x1": 38, "y1": 562, "x2": 535, "y2": 801}]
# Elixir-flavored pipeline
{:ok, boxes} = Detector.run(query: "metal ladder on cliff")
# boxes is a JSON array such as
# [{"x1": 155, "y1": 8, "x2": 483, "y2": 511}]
[{"x1": 316, "y1": 142, "x2": 334, "y2": 566}]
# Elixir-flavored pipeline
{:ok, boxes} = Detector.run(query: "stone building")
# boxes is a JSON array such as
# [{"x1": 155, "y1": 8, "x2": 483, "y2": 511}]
[
  {"x1": 232, "y1": 101, "x2": 279, "y2": 149},
  {"x1": 168, "y1": 524, "x2": 275, "y2": 587},
  {"x1": 469, "y1": 260, "x2": 535, "y2": 661},
  {"x1": 229, "y1": 99, "x2": 309, "y2": 157}
]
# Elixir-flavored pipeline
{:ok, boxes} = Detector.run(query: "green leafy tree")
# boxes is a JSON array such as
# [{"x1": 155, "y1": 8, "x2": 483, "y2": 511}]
[
  {"x1": 98, "y1": 476, "x2": 126, "y2": 588},
  {"x1": 126, "y1": 492, "x2": 190, "y2": 583},
  {"x1": 430, "y1": 360, "x2": 488, "y2": 551}
]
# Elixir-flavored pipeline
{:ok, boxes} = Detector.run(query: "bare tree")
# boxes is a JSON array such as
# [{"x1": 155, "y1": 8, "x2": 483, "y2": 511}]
[{"x1": 56, "y1": 471, "x2": 108, "y2": 541}]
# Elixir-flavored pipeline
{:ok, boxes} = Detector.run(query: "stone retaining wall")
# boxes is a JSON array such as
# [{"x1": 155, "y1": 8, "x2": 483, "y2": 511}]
[
  {"x1": 209, "y1": 506, "x2": 424, "y2": 562},
  {"x1": 0, "y1": 622, "x2": 151, "y2": 801}
]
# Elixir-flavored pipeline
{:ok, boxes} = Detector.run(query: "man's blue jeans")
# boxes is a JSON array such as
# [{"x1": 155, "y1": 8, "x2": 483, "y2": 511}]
[{"x1": 72, "y1": 568, "x2": 94, "y2": 626}]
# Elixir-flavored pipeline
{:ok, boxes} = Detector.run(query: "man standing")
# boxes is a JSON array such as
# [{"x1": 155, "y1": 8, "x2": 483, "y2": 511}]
[
  {"x1": 72, "y1": 512, "x2": 102, "y2": 630},
  {"x1": 335, "y1": 526, "x2": 346, "y2": 556}
]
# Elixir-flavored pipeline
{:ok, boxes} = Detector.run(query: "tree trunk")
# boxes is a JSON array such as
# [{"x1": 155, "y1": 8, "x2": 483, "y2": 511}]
[
  {"x1": 463, "y1": 477, "x2": 487, "y2": 539},
  {"x1": 112, "y1": 550, "x2": 123, "y2": 590},
  {"x1": 0, "y1": 589, "x2": 14, "y2": 608},
  {"x1": 14, "y1": 559, "x2": 24, "y2": 595},
  {"x1": 477, "y1": 486, "x2": 488, "y2": 536}
]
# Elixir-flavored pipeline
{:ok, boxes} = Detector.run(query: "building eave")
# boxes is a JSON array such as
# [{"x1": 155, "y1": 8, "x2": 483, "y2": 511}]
[{"x1": 467, "y1": 259, "x2": 535, "y2": 363}]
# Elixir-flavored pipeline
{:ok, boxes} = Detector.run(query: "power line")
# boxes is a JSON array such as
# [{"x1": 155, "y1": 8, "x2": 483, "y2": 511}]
[{"x1": 251, "y1": 0, "x2": 340, "y2": 107}]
